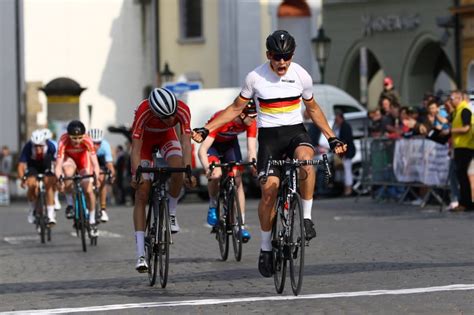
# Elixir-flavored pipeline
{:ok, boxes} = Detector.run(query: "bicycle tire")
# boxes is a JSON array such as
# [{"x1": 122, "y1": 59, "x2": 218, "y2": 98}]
[
  {"x1": 229, "y1": 186, "x2": 243, "y2": 262},
  {"x1": 38, "y1": 192, "x2": 46, "y2": 244},
  {"x1": 289, "y1": 192, "x2": 305, "y2": 295},
  {"x1": 272, "y1": 201, "x2": 287, "y2": 294},
  {"x1": 216, "y1": 191, "x2": 229, "y2": 261},
  {"x1": 158, "y1": 198, "x2": 170, "y2": 288},
  {"x1": 78, "y1": 193, "x2": 87, "y2": 252},
  {"x1": 145, "y1": 201, "x2": 158, "y2": 286}
]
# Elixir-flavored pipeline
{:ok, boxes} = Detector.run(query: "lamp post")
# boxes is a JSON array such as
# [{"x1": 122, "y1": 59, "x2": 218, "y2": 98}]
[
  {"x1": 311, "y1": 27, "x2": 332, "y2": 84},
  {"x1": 160, "y1": 62, "x2": 175, "y2": 84}
]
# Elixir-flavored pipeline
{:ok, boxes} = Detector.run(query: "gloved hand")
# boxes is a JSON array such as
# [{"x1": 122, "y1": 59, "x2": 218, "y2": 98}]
[{"x1": 328, "y1": 137, "x2": 347, "y2": 155}]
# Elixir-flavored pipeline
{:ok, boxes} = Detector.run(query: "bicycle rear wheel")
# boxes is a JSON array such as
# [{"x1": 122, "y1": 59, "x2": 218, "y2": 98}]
[
  {"x1": 216, "y1": 192, "x2": 229, "y2": 261},
  {"x1": 158, "y1": 199, "x2": 170, "y2": 288},
  {"x1": 289, "y1": 192, "x2": 305, "y2": 295},
  {"x1": 229, "y1": 187, "x2": 243, "y2": 261},
  {"x1": 272, "y1": 204, "x2": 287, "y2": 294},
  {"x1": 145, "y1": 202, "x2": 158, "y2": 286}
]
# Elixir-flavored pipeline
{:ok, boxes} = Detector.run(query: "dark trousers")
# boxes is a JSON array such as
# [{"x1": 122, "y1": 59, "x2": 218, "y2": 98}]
[{"x1": 454, "y1": 148, "x2": 474, "y2": 208}]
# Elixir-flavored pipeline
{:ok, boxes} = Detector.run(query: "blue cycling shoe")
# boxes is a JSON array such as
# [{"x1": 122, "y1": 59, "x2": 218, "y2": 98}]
[
  {"x1": 241, "y1": 227, "x2": 251, "y2": 243},
  {"x1": 207, "y1": 207, "x2": 218, "y2": 226}
]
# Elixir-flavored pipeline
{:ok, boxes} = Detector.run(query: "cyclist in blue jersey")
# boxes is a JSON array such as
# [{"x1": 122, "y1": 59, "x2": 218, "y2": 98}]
[
  {"x1": 41, "y1": 128, "x2": 62, "y2": 211},
  {"x1": 87, "y1": 128, "x2": 116, "y2": 222},
  {"x1": 17, "y1": 130, "x2": 57, "y2": 224}
]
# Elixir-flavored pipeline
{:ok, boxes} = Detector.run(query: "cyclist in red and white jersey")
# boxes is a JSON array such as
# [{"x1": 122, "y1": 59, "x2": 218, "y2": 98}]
[
  {"x1": 55, "y1": 120, "x2": 102, "y2": 236},
  {"x1": 198, "y1": 101, "x2": 258, "y2": 242},
  {"x1": 131, "y1": 87, "x2": 194, "y2": 273},
  {"x1": 193, "y1": 30, "x2": 347, "y2": 278}
]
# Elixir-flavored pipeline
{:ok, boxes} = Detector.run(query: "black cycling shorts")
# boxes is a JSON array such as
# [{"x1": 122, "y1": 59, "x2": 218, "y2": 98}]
[
  {"x1": 257, "y1": 123, "x2": 314, "y2": 178},
  {"x1": 26, "y1": 157, "x2": 54, "y2": 176}
]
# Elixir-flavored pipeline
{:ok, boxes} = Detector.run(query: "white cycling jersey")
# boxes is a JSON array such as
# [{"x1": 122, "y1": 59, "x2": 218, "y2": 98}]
[{"x1": 240, "y1": 62, "x2": 313, "y2": 128}]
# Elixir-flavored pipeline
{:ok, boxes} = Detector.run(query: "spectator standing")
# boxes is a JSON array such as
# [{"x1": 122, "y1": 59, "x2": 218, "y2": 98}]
[
  {"x1": 449, "y1": 90, "x2": 474, "y2": 211},
  {"x1": 0, "y1": 146, "x2": 13, "y2": 175},
  {"x1": 368, "y1": 109, "x2": 383, "y2": 137},
  {"x1": 379, "y1": 76, "x2": 401, "y2": 107},
  {"x1": 333, "y1": 111, "x2": 355, "y2": 196}
]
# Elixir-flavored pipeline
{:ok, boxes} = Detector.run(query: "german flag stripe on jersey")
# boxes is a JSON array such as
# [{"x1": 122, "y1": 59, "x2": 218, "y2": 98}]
[{"x1": 258, "y1": 95, "x2": 301, "y2": 114}]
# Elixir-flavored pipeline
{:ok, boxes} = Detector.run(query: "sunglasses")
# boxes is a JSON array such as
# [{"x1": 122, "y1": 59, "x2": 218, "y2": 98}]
[
  {"x1": 93, "y1": 141, "x2": 102, "y2": 145},
  {"x1": 33, "y1": 144, "x2": 44, "y2": 148},
  {"x1": 271, "y1": 53, "x2": 293, "y2": 61},
  {"x1": 70, "y1": 135, "x2": 84, "y2": 141}
]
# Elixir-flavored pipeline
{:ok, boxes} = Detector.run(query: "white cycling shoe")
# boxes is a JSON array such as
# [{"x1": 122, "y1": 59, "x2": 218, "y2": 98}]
[
  {"x1": 100, "y1": 210, "x2": 109, "y2": 223},
  {"x1": 135, "y1": 256, "x2": 148, "y2": 273},
  {"x1": 170, "y1": 215, "x2": 180, "y2": 234}
]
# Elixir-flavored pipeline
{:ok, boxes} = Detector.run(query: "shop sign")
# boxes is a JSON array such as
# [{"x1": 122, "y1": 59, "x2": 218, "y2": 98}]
[
  {"x1": 362, "y1": 13, "x2": 420, "y2": 37},
  {"x1": 462, "y1": 17, "x2": 474, "y2": 39}
]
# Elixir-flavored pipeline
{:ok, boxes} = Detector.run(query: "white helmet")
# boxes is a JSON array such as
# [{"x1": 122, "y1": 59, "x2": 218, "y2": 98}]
[
  {"x1": 87, "y1": 128, "x2": 104, "y2": 143},
  {"x1": 148, "y1": 88, "x2": 178, "y2": 118},
  {"x1": 41, "y1": 128, "x2": 53, "y2": 140},
  {"x1": 31, "y1": 129, "x2": 47, "y2": 145}
]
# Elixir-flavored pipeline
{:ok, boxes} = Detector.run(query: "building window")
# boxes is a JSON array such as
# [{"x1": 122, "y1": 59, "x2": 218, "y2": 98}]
[{"x1": 179, "y1": 0, "x2": 203, "y2": 42}]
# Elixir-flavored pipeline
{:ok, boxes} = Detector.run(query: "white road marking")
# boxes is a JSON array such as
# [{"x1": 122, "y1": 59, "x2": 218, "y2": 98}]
[
  {"x1": 69, "y1": 230, "x2": 122, "y2": 238},
  {"x1": 3, "y1": 236, "x2": 39, "y2": 245},
  {"x1": 2, "y1": 284, "x2": 473, "y2": 314}
]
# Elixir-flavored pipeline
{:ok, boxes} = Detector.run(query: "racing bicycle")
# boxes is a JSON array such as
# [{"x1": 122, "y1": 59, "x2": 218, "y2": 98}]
[{"x1": 262, "y1": 154, "x2": 331, "y2": 296}]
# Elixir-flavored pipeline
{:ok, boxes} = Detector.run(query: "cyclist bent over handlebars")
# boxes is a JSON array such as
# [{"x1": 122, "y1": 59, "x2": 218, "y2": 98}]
[
  {"x1": 193, "y1": 30, "x2": 347, "y2": 278},
  {"x1": 130, "y1": 88, "x2": 195, "y2": 273}
]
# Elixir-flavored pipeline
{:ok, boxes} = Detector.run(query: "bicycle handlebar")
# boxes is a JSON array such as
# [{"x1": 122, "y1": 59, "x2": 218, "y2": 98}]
[
  {"x1": 135, "y1": 165, "x2": 192, "y2": 183},
  {"x1": 261, "y1": 154, "x2": 331, "y2": 184},
  {"x1": 60, "y1": 173, "x2": 96, "y2": 183},
  {"x1": 209, "y1": 159, "x2": 256, "y2": 171}
]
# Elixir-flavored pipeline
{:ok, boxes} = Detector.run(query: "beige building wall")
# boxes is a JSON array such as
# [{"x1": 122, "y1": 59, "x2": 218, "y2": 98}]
[{"x1": 159, "y1": 1, "x2": 220, "y2": 88}]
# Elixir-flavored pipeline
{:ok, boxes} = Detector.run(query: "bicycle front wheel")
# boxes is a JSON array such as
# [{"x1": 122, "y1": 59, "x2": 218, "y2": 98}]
[
  {"x1": 272, "y1": 204, "x2": 287, "y2": 294},
  {"x1": 77, "y1": 193, "x2": 87, "y2": 252},
  {"x1": 145, "y1": 202, "x2": 158, "y2": 286},
  {"x1": 158, "y1": 199, "x2": 170, "y2": 288},
  {"x1": 37, "y1": 192, "x2": 46, "y2": 244},
  {"x1": 216, "y1": 192, "x2": 229, "y2": 261},
  {"x1": 229, "y1": 186, "x2": 243, "y2": 261},
  {"x1": 289, "y1": 192, "x2": 305, "y2": 295}
]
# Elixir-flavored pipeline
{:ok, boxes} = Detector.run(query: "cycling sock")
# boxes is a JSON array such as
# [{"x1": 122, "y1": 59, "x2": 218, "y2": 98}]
[
  {"x1": 28, "y1": 201, "x2": 35, "y2": 211},
  {"x1": 47, "y1": 205, "x2": 55, "y2": 219},
  {"x1": 65, "y1": 193, "x2": 74, "y2": 206},
  {"x1": 54, "y1": 191, "x2": 60, "y2": 206},
  {"x1": 89, "y1": 210, "x2": 96, "y2": 225},
  {"x1": 241, "y1": 212, "x2": 245, "y2": 225},
  {"x1": 135, "y1": 231, "x2": 145, "y2": 258},
  {"x1": 168, "y1": 194, "x2": 178, "y2": 216},
  {"x1": 302, "y1": 198, "x2": 313, "y2": 220},
  {"x1": 209, "y1": 197, "x2": 217, "y2": 209},
  {"x1": 260, "y1": 230, "x2": 272, "y2": 251}
]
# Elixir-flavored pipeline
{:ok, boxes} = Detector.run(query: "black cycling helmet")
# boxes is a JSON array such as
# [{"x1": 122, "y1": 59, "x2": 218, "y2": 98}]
[
  {"x1": 266, "y1": 30, "x2": 296, "y2": 54},
  {"x1": 243, "y1": 100, "x2": 257, "y2": 117},
  {"x1": 67, "y1": 120, "x2": 86, "y2": 136}
]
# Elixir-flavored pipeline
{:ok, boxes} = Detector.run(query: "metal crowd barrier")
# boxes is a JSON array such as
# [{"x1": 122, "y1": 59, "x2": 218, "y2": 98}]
[{"x1": 356, "y1": 136, "x2": 450, "y2": 210}]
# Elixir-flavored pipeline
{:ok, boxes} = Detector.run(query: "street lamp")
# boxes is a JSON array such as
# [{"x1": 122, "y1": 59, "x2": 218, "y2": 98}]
[
  {"x1": 311, "y1": 27, "x2": 332, "y2": 84},
  {"x1": 160, "y1": 62, "x2": 175, "y2": 84}
]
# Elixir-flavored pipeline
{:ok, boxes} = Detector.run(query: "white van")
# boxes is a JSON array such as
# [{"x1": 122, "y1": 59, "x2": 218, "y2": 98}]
[{"x1": 180, "y1": 84, "x2": 367, "y2": 198}]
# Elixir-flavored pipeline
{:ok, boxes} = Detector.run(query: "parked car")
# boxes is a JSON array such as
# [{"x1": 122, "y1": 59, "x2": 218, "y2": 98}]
[{"x1": 180, "y1": 84, "x2": 367, "y2": 199}]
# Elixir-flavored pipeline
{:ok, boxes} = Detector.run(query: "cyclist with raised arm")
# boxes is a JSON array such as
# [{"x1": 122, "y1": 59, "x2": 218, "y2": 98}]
[
  {"x1": 17, "y1": 130, "x2": 57, "y2": 225},
  {"x1": 54, "y1": 120, "x2": 102, "y2": 237},
  {"x1": 193, "y1": 30, "x2": 347, "y2": 278},
  {"x1": 130, "y1": 87, "x2": 194, "y2": 272},
  {"x1": 198, "y1": 101, "x2": 258, "y2": 242},
  {"x1": 87, "y1": 128, "x2": 116, "y2": 222}
]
